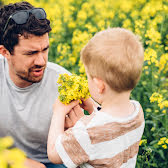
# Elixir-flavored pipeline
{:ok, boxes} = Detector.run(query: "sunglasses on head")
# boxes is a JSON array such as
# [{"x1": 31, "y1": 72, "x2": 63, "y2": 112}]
[{"x1": 3, "y1": 8, "x2": 46, "y2": 33}]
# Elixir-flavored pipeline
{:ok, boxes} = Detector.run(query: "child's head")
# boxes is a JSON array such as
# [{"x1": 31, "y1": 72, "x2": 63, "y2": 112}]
[{"x1": 81, "y1": 27, "x2": 144, "y2": 93}]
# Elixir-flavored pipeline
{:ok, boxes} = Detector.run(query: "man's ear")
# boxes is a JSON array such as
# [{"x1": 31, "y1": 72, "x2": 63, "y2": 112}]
[
  {"x1": 0, "y1": 45, "x2": 10, "y2": 59},
  {"x1": 93, "y1": 77, "x2": 105, "y2": 94}
]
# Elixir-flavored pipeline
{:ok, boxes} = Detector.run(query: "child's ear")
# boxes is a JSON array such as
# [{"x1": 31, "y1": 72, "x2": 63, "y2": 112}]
[
  {"x1": 0, "y1": 45, "x2": 10, "y2": 59},
  {"x1": 93, "y1": 77, "x2": 105, "y2": 94}
]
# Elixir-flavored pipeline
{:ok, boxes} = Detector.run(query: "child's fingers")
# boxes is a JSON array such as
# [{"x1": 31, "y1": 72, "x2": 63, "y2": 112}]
[{"x1": 78, "y1": 98, "x2": 94, "y2": 114}]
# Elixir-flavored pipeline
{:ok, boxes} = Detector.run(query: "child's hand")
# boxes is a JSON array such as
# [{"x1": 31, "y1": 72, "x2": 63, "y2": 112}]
[
  {"x1": 53, "y1": 99, "x2": 79, "y2": 116},
  {"x1": 65, "y1": 105, "x2": 84, "y2": 129},
  {"x1": 80, "y1": 98, "x2": 94, "y2": 114}
]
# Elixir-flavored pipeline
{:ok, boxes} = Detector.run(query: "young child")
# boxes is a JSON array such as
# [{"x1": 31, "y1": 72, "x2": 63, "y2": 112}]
[{"x1": 47, "y1": 27, "x2": 145, "y2": 168}]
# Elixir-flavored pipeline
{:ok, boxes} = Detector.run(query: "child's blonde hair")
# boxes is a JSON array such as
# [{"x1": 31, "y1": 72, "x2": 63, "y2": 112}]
[{"x1": 81, "y1": 27, "x2": 144, "y2": 92}]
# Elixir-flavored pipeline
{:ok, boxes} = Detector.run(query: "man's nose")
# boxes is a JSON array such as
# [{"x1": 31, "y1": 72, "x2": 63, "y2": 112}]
[{"x1": 34, "y1": 53, "x2": 46, "y2": 66}]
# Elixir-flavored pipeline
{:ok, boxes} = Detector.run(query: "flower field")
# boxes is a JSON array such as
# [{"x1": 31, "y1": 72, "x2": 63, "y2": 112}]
[{"x1": 1, "y1": 0, "x2": 168, "y2": 167}]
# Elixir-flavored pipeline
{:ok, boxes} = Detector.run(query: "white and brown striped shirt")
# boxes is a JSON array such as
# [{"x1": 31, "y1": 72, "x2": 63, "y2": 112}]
[{"x1": 55, "y1": 100, "x2": 145, "y2": 168}]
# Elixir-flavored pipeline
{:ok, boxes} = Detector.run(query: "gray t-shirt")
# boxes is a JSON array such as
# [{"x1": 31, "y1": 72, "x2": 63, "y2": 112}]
[{"x1": 0, "y1": 54, "x2": 69, "y2": 163}]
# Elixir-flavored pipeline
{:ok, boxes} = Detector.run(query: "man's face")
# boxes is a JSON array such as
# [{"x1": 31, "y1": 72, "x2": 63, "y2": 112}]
[{"x1": 7, "y1": 33, "x2": 49, "y2": 87}]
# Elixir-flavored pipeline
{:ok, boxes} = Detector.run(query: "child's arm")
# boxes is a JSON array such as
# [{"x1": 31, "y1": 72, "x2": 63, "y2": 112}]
[{"x1": 47, "y1": 99, "x2": 79, "y2": 164}]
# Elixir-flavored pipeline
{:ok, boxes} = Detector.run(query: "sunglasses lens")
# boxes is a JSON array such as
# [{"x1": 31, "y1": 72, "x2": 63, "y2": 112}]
[
  {"x1": 3, "y1": 8, "x2": 47, "y2": 33},
  {"x1": 31, "y1": 8, "x2": 46, "y2": 20},
  {"x1": 12, "y1": 11, "x2": 28, "y2": 24}
]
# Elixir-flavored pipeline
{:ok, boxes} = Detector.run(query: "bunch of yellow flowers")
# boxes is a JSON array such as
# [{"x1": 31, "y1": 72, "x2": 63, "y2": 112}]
[
  {"x1": 0, "y1": 136, "x2": 26, "y2": 168},
  {"x1": 158, "y1": 137, "x2": 168, "y2": 149},
  {"x1": 57, "y1": 73, "x2": 90, "y2": 104}
]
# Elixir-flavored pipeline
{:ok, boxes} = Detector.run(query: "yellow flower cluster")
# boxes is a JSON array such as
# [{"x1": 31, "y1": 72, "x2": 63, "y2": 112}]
[
  {"x1": 159, "y1": 53, "x2": 168, "y2": 73},
  {"x1": 150, "y1": 92, "x2": 163, "y2": 103},
  {"x1": 0, "y1": 136, "x2": 26, "y2": 168},
  {"x1": 159, "y1": 100, "x2": 168, "y2": 110},
  {"x1": 139, "y1": 139, "x2": 147, "y2": 146},
  {"x1": 158, "y1": 137, "x2": 168, "y2": 149},
  {"x1": 144, "y1": 48, "x2": 159, "y2": 66},
  {"x1": 57, "y1": 74, "x2": 90, "y2": 104},
  {"x1": 145, "y1": 28, "x2": 161, "y2": 45},
  {"x1": 150, "y1": 92, "x2": 168, "y2": 113}
]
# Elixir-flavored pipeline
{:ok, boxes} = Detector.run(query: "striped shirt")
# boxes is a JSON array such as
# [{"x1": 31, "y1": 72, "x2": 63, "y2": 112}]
[{"x1": 55, "y1": 100, "x2": 145, "y2": 168}]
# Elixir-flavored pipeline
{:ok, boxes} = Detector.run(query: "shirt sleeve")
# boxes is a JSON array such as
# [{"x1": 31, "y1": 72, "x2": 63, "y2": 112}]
[{"x1": 55, "y1": 121, "x2": 91, "y2": 168}]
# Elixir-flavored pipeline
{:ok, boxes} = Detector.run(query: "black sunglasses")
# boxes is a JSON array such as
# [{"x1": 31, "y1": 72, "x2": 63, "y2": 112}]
[{"x1": 3, "y1": 8, "x2": 46, "y2": 33}]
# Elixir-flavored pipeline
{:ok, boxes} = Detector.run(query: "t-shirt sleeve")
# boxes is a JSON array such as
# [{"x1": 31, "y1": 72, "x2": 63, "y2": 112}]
[{"x1": 55, "y1": 121, "x2": 91, "y2": 168}]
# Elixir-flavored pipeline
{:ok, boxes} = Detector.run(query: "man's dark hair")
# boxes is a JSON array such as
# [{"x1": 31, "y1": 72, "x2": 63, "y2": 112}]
[{"x1": 0, "y1": 1, "x2": 52, "y2": 54}]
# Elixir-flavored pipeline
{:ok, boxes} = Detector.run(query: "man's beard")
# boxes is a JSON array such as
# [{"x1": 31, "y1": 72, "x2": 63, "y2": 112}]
[{"x1": 16, "y1": 65, "x2": 46, "y2": 84}]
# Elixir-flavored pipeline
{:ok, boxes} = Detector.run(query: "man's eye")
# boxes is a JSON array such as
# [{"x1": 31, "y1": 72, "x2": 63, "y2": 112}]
[
  {"x1": 26, "y1": 51, "x2": 37, "y2": 55},
  {"x1": 26, "y1": 53, "x2": 34, "y2": 56},
  {"x1": 43, "y1": 48, "x2": 49, "y2": 52}
]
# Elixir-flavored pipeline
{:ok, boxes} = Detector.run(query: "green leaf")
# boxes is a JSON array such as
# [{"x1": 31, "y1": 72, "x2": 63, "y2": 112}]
[{"x1": 157, "y1": 149, "x2": 165, "y2": 160}]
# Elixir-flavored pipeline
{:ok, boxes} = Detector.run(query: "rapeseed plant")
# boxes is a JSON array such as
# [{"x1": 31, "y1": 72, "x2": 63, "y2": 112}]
[{"x1": 57, "y1": 74, "x2": 90, "y2": 104}]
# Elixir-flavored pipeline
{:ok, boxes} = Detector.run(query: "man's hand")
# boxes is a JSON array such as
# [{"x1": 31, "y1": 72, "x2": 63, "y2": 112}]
[
  {"x1": 53, "y1": 99, "x2": 79, "y2": 117},
  {"x1": 65, "y1": 105, "x2": 84, "y2": 129},
  {"x1": 24, "y1": 158, "x2": 46, "y2": 168}
]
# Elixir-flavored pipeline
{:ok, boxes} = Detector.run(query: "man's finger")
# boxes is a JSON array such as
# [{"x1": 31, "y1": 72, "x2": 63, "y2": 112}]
[
  {"x1": 66, "y1": 100, "x2": 79, "y2": 111},
  {"x1": 65, "y1": 116, "x2": 73, "y2": 128},
  {"x1": 69, "y1": 109, "x2": 77, "y2": 125},
  {"x1": 73, "y1": 105, "x2": 84, "y2": 118}
]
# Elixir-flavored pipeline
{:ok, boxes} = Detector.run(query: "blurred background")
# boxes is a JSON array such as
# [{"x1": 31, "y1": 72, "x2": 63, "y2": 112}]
[{"x1": 0, "y1": 0, "x2": 168, "y2": 167}]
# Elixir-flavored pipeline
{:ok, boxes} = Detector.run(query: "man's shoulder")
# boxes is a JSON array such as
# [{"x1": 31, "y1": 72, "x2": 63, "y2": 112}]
[
  {"x1": 0, "y1": 54, "x2": 5, "y2": 70},
  {"x1": 47, "y1": 62, "x2": 71, "y2": 75},
  {"x1": 0, "y1": 54, "x2": 4, "y2": 60}
]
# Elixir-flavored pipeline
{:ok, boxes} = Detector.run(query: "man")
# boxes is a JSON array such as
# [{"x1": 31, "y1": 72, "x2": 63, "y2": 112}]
[{"x1": 0, "y1": 1, "x2": 83, "y2": 168}]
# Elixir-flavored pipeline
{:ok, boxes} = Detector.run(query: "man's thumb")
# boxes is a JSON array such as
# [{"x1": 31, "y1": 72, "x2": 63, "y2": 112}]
[{"x1": 68, "y1": 100, "x2": 79, "y2": 109}]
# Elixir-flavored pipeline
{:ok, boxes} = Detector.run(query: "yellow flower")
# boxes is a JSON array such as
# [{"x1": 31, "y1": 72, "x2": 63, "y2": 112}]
[
  {"x1": 68, "y1": 21, "x2": 76, "y2": 29},
  {"x1": 145, "y1": 71, "x2": 149, "y2": 75},
  {"x1": 159, "y1": 53, "x2": 168, "y2": 73},
  {"x1": 166, "y1": 139, "x2": 168, "y2": 144},
  {"x1": 151, "y1": 127, "x2": 155, "y2": 132},
  {"x1": 0, "y1": 137, "x2": 26, "y2": 168},
  {"x1": 57, "y1": 74, "x2": 90, "y2": 104},
  {"x1": 145, "y1": 28, "x2": 161, "y2": 45},
  {"x1": 122, "y1": 19, "x2": 132, "y2": 29},
  {"x1": 139, "y1": 139, "x2": 147, "y2": 146},
  {"x1": 150, "y1": 92, "x2": 163, "y2": 103},
  {"x1": 162, "y1": 144, "x2": 167, "y2": 149},
  {"x1": 160, "y1": 137, "x2": 166, "y2": 141},
  {"x1": 158, "y1": 140, "x2": 164, "y2": 145},
  {"x1": 77, "y1": 10, "x2": 87, "y2": 21},
  {"x1": 144, "y1": 48, "x2": 159, "y2": 66},
  {"x1": 158, "y1": 100, "x2": 168, "y2": 109},
  {"x1": 146, "y1": 108, "x2": 152, "y2": 112},
  {"x1": 162, "y1": 110, "x2": 166, "y2": 114},
  {"x1": 0, "y1": 136, "x2": 13, "y2": 149}
]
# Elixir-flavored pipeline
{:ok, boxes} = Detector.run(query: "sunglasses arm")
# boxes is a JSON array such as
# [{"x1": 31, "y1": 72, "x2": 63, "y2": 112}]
[{"x1": 3, "y1": 15, "x2": 13, "y2": 33}]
